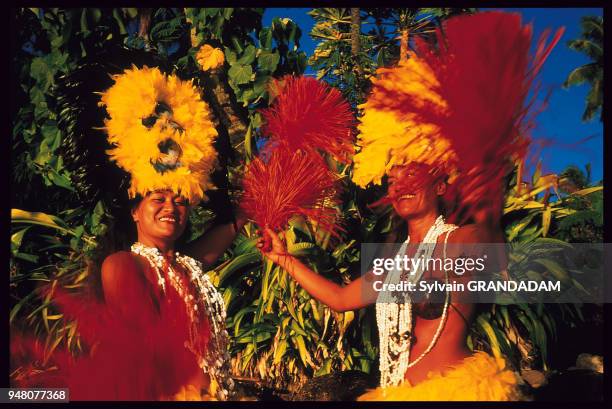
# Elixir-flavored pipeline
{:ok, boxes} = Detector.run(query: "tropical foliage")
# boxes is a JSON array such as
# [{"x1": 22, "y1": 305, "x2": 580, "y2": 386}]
[
  {"x1": 469, "y1": 161, "x2": 603, "y2": 371},
  {"x1": 563, "y1": 15, "x2": 603, "y2": 122},
  {"x1": 11, "y1": 7, "x2": 603, "y2": 393},
  {"x1": 307, "y1": 8, "x2": 475, "y2": 106}
]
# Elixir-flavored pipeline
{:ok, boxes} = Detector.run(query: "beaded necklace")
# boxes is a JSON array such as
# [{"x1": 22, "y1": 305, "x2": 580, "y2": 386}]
[
  {"x1": 131, "y1": 242, "x2": 234, "y2": 400},
  {"x1": 375, "y1": 216, "x2": 457, "y2": 389}
]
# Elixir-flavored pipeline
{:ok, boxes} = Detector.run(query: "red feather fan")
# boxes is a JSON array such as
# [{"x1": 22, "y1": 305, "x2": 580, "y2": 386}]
[
  {"x1": 11, "y1": 280, "x2": 209, "y2": 400},
  {"x1": 261, "y1": 75, "x2": 355, "y2": 163},
  {"x1": 240, "y1": 145, "x2": 341, "y2": 237},
  {"x1": 371, "y1": 12, "x2": 563, "y2": 225}
]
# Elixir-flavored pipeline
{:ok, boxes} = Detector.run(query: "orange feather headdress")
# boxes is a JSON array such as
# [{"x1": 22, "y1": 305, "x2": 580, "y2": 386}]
[{"x1": 353, "y1": 12, "x2": 563, "y2": 223}]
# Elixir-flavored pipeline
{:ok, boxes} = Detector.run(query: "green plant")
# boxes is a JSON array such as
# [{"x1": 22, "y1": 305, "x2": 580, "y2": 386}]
[
  {"x1": 468, "y1": 162, "x2": 603, "y2": 371},
  {"x1": 206, "y1": 217, "x2": 378, "y2": 390},
  {"x1": 563, "y1": 15, "x2": 603, "y2": 122}
]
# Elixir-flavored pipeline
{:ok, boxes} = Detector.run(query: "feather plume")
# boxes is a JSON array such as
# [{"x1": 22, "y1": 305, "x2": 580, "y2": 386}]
[
  {"x1": 11, "y1": 284, "x2": 209, "y2": 400},
  {"x1": 240, "y1": 145, "x2": 341, "y2": 236},
  {"x1": 261, "y1": 76, "x2": 355, "y2": 163}
]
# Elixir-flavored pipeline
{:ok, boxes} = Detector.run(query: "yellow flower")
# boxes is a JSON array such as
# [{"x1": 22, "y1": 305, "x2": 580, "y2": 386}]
[
  {"x1": 99, "y1": 66, "x2": 218, "y2": 204},
  {"x1": 196, "y1": 44, "x2": 225, "y2": 72}
]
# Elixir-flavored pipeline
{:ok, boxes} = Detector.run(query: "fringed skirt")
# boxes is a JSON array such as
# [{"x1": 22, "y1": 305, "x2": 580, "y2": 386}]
[{"x1": 358, "y1": 352, "x2": 525, "y2": 401}]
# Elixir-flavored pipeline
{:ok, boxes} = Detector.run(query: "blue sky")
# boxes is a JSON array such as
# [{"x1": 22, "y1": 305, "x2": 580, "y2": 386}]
[{"x1": 263, "y1": 8, "x2": 603, "y2": 183}]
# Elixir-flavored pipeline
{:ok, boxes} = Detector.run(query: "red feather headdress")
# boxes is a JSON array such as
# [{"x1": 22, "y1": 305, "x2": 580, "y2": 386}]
[{"x1": 353, "y1": 12, "x2": 564, "y2": 224}]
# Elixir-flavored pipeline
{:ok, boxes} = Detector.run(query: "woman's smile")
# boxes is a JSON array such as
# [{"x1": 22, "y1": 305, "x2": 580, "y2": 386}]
[{"x1": 158, "y1": 214, "x2": 178, "y2": 223}]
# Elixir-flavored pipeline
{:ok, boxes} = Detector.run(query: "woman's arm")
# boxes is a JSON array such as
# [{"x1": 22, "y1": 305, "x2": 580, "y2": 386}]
[
  {"x1": 258, "y1": 228, "x2": 378, "y2": 312},
  {"x1": 183, "y1": 212, "x2": 248, "y2": 270}
]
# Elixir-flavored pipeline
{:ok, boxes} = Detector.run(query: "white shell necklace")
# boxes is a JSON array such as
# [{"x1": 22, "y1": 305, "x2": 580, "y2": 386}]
[
  {"x1": 375, "y1": 215, "x2": 457, "y2": 389},
  {"x1": 131, "y1": 242, "x2": 234, "y2": 400}
]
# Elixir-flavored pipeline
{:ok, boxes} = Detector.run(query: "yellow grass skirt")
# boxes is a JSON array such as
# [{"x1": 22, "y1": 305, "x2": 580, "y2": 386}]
[
  {"x1": 171, "y1": 379, "x2": 218, "y2": 401},
  {"x1": 358, "y1": 352, "x2": 524, "y2": 401}
]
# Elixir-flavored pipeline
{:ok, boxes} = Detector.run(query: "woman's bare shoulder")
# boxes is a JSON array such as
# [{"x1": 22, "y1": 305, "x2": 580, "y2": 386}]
[
  {"x1": 102, "y1": 251, "x2": 142, "y2": 271},
  {"x1": 101, "y1": 251, "x2": 149, "y2": 288},
  {"x1": 447, "y1": 224, "x2": 495, "y2": 243},
  {"x1": 100, "y1": 251, "x2": 158, "y2": 316}
]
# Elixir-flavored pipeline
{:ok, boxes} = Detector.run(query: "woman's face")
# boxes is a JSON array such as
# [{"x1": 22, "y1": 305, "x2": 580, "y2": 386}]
[
  {"x1": 388, "y1": 163, "x2": 445, "y2": 219},
  {"x1": 132, "y1": 190, "x2": 190, "y2": 245}
]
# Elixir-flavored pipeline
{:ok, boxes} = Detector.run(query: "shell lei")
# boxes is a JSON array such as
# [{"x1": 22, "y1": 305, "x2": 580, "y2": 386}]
[
  {"x1": 375, "y1": 216, "x2": 457, "y2": 390},
  {"x1": 131, "y1": 242, "x2": 234, "y2": 400}
]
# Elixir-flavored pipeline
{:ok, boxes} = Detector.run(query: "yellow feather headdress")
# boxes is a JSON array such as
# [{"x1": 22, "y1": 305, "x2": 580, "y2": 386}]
[
  {"x1": 352, "y1": 56, "x2": 457, "y2": 188},
  {"x1": 99, "y1": 66, "x2": 218, "y2": 204}
]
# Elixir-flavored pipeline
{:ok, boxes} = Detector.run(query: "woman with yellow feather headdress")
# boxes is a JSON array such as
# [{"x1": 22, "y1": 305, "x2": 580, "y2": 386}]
[
  {"x1": 11, "y1": 61, "x2": 245, "y2": 400},
  {"x1": 257, "y1": 11, "x2": 563, "y2": 401},
  {"x1": 93, "y1": 65, "x2": 244, "y2": 400}
]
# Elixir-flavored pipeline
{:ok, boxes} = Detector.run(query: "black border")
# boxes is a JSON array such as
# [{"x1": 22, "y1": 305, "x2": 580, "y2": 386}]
[{"x1": 4, "y1": 2, "x2": 609, "y2": 408}]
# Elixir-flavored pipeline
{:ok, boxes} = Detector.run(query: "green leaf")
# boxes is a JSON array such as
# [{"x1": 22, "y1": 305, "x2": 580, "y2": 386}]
[
  {"x1": 48, "y1": 168, "x2": 75, "y2": 192},
  {"x1": 215, "y1": 252, "x2": 260, "y2": 286},
  {"x1": 287, "y1": 20, "x2": 301, "y2": 47},
  {"x1": 273, "y1": 339, "x2": 289, "y2": 364},
  {"x1": 314, "y1": 357, "x2": 332, "y2": 376},
  {"x1": 294, "y1": 335, "x2": 312, "y2": 366},
  {"x1": 287, "y1": 242, "x2": 316, "y2": 256},
  {"x1": 572, "y1": 186, "x2": 603, "y2": 197},
  {"x1": 476, "y1": 314, "x2": 502, "y2": 359},
  {"x1": 10, "y1": 292, "x2": 36, "y2": 324},
  {"x1": 506, "y1": 213, "x2": 536, "y2": 242},
  {"x1": 228, "y1": 64, "x2": 253, "y2": 85},
  {"x1": 238, "y1": 45, "x2": 257, "y2": 65},
  {"x1": 12, "y1": 209, "x2": 67, "y2": 231},
  {"x1": 230, "y1": 36, "x2": 244, "y2": 54},
  {"x1": 150, "y1": 19, "x2": 184, "y2": 43},
  {"x1": 239, "y1": 88, "x2": 256, "y2": 105},
  {"x1": 295, "y1": 51, "x2": 308, "y2": 73},
  {"x1": 30, "y1": 58, "x2": 54, "y2": 91},
  {"x1": 259, "y1": 27, "x2": 273, "y2": 50},
  {"x1": 224, "y1": 47, "x2": 237, "y2": 65},
  {"x1": 223, "y1": 8, "x2": 234, "y2": 19},
  {"x1": 251, "y1": 112, "x2": 263, "y2": 128},
  {"x1": 532, "y1": 258, "x2": 569, "y2": 282},
  {"x1": 542, "y1": 206, "x2": 552, "y2": 237},
  {"x1": 260, "y1": 259, "x2": 274, "y2": 307},
  {"x1": 205, "y1": 8, "x2": 221, "y2": 18},
  {"x1": 211, "y1": 15, "x2": 225, "y2": 39},
  {"x1": 244, "y1": 121, "x2": 254, "y2": 160},
  {"x1": 258, "y1": 50, "x2": 280, "y2": 72},
  {"x1": 14, "y1": 252, "x2": 39, "y2": 263},
  {"x1": 124, "y1": 8, "x2": 138, "y2": 19},
  {"x1": 89, "y1": 8, "x2": 102, "y2": 24},
  {"x1": 532, "y1": 161, "x2": 542, "y2": 186},
  {"x1": 222, "y1": 286, "x2": 235, "y2": 309},
  {"x1": 80, "y1": 8, "x2": 90, "y2": 35},
  {"x1": 11, "y1": 227, "x2": 30, "y2": 254}
]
